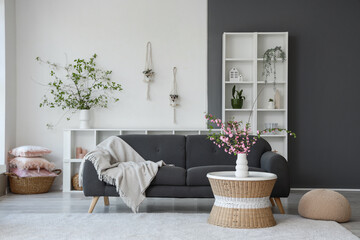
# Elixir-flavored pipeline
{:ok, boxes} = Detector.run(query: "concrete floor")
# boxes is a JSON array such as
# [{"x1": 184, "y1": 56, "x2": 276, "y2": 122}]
[{"x1": 0, "y1": 190, "x2": 359, "y2": 237}]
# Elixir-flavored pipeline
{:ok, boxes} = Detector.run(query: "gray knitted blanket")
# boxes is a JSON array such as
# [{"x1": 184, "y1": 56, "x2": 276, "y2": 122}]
[{"x1": 79, "y1": 136, "x2": 164, "y2": 213}]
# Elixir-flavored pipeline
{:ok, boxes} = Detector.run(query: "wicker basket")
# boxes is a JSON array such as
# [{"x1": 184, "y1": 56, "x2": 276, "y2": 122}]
[
  {"x1": 6, "y1": 169, "x2": 62, "y2": 194},
  {"x1": 72, "y1": 173, "x2": 83, "y2": 191}
]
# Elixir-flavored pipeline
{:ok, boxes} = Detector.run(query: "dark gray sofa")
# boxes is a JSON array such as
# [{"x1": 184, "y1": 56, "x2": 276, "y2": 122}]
[{"x1": 83, "y1": 135, "x2": 289, "y2": 213}]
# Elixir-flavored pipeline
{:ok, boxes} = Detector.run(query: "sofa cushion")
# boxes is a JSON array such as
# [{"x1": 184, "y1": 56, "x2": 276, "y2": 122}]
[
  {"x1": 185, "y1": 135, "x2": 271, "y2": 168},
  {"x1": 186, "y1": 165, "x2": 266, "y2": 186},
  {"x1": 119, "y1": 135, "x2": 186, "y2": 168},
  {"x1": 151, "y1": 166, "x2": 186, "y2": 186}
]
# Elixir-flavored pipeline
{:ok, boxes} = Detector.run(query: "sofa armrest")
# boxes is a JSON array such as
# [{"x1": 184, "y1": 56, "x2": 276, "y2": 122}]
[
  {"x1": 260, "y1": 151, "x2": 290, "y2": 198},
  {"x1": 82, "y1": 160, "x2": 106, "y2": 196}
]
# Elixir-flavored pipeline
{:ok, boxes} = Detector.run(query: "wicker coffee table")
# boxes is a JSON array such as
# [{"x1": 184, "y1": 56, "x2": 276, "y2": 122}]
[{"x1": 207, "y1": 171, "x2": 277, "y2": 229}]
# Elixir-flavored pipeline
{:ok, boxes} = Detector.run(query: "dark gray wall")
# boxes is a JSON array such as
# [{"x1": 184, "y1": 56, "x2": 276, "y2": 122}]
[{"x1": 208, "y1": 0, "x2": 360, "y2": 188}]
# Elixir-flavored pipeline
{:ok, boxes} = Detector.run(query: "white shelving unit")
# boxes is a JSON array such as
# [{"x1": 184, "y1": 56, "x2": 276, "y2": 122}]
[
  {"x1": 222, "y1": 32, "x2": 288, "y2": 158},
  {"x1": 63, "y1": 129, "x2": 220, "y2": 192}
]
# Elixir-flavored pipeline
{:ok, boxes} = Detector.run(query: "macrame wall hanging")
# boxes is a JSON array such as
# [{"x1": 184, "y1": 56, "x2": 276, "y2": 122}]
[
  {"x1": 169, "y1": 67, "x2": 179, "y2": 124},
  {"x1": 143, "y1": 42, "x2": 154, "y2": 100}
]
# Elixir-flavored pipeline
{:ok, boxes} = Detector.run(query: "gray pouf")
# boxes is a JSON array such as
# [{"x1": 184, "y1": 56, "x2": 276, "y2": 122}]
[{"x1": 298, "y1": 189, "x2": 351, "y2": 223}]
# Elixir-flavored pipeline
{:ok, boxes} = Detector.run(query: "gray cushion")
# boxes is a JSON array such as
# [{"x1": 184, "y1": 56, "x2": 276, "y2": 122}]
[
  {"x1": 186, "y1": 165, "x2": 266, "y2": 186},
  {"x1": 151, "y1": 166, "x2": 186, "y2": 186},
  {"x1": 119, "y1": 135, "x2": 186, "y2": 168},
  {"x1": 186, "y1": 135, "x2": 271, "y2": 168}
]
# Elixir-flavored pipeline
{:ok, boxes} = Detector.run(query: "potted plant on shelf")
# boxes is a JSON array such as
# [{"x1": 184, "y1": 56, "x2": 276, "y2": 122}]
[
  {"x1": 231, "y1": 86, "x2": 245, "y2": 109},
  {"x1": 36, "y1": 54, "x2": 123, "y2": 129},
  {"x1": 267, "y1": 98, "x2": 275, "y2": 109},
  {"x1": 262, "y1": 46, "x2": 286, "y2": 83},
  {"x1": 205, "y1": 114, "x2": 295, "y2": 178}
]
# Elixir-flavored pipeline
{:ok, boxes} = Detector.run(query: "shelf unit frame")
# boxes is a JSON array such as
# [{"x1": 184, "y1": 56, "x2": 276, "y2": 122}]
[{"x1": 222, "y1": 32, "x2": 288, "y2": 159}]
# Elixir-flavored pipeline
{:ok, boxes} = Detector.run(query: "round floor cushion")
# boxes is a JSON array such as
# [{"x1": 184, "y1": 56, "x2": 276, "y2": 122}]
[{"x1": 298, "y1": 189, "x2": 351, "y2": 223}]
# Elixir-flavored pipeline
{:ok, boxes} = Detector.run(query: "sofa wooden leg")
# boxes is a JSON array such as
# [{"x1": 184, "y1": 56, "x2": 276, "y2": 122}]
[
  {"x1": 104, "y1": 196, "x2": 110, "y2": 206},
  {"x1": 88, "y1": 196, "x2": 100, "y2": 213},
  {"x1": 274, "y1": 197, "x2": 285, "y2": 214},
  {"x1": 270, "y1": 197, "x2": 275, "y2": 207}
]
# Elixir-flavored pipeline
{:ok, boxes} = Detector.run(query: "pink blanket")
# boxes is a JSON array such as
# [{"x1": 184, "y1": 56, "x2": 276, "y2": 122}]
[{"x1": 10, "y1": 168, "x2": 57, "y2": 177}]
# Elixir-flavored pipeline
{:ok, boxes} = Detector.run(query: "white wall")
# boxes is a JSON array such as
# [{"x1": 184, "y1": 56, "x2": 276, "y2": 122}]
[
  {"x1": 0, "y1": 0, "x2": 5, "y2": 168},
  {"x1": 15, "y1": 0, "x2": 207, "y2": 190},
  {"x1": 5, "y1": 0, "x2": 16, "y2": 167},
  {"x1": 0, "y1": 0, "x2": 17, "y2": 167}
]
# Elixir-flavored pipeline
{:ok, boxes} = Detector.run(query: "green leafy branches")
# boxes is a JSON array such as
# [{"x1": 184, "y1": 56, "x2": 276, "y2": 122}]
[{"x1": 36, "y1": 54, "x2": 122, "y2": 112}]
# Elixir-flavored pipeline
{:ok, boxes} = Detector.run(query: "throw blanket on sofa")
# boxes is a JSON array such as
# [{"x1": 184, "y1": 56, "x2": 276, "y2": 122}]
[{"x1": 79, "y1": 136, "x2": 165, "y2": 213}]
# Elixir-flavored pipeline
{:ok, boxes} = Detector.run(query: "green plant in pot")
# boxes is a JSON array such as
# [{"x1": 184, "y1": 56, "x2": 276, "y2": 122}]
[{"x1": 231, "y1": 85, "x2": 245, "y2": 109}]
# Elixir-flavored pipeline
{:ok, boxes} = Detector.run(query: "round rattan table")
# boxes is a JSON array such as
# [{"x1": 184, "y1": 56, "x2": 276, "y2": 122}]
[{"x1": 207, "y1": 171, "x2": 277, "y2": 229}]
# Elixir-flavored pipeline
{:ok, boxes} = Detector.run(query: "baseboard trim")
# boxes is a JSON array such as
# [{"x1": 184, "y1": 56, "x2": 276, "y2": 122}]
[{"x1": 291, "y1": 188, "x2": 360, "y2": 192}]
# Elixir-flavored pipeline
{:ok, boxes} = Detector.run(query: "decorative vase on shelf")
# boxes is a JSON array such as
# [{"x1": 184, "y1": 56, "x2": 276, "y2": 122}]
[
  {"x1": 274, "y1": 90, "x2": 281, "y2": 109},
  {"x1": 235, "y1": 153, "x2": 248, "y2": 178},
  {"x1": 79, "y1": 109, "x2": 91, "y2": 129}
]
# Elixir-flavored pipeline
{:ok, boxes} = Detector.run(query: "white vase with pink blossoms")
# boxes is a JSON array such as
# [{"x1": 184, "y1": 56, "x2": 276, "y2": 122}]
[{"x1": 206, "y1": 113, "x2": 296, "y2": 179}]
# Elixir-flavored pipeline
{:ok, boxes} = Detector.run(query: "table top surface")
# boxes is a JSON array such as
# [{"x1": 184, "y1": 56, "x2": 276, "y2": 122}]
[{"x1": 207, "y1": 171, "x2": 277, "y2": 181}]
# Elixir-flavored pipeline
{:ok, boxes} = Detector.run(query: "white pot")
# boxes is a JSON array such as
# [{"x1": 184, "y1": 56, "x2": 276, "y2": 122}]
[
  {"x1": 79, "y1": 109, "x2": 91, "y2": 129},
  {"x1": 267, "y1": 102, "x2": 275, "y2": 109},
  {"x1": 235, "y1": 153, "x2": 248, "y2": 178}
]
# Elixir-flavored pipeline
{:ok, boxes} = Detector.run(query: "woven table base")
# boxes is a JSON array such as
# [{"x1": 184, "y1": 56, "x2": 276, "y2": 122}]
[
  {"x1": 208, "y1": 205, "x2": 276, "y2": 228},
  {"x1": 208, "y1": 175, "x2": 277, "y2": 229}
]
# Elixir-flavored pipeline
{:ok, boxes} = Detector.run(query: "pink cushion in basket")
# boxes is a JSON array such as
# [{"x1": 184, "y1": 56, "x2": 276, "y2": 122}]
[
  {"x1": 9, "y1": 146, "x2": 51, "y2": 157},
  {"x1": 10, "y1": 168, "x2": 57, "y2": 177},
  {"x1": 9, "y1": 157, "x2": 56, "y2": 171}
]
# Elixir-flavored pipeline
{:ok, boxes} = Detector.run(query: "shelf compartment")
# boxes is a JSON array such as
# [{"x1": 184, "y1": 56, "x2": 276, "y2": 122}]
[
  {"x1": 256, "y1": 84, "x2": 285, "y2": 109},
  {"x1": 71, "y1": 131, "x2": 95, "y2": 159},
  {"x1": 224, "y1": 111, "x2": 253, "y2": 125},
  {"x1": 257, "y1": 111, "x2": 286, "y2": 132},
  {"x1": 70, "y1": 162, "x2": 81, "y2": 191},
  {"x1": 257, "y1": 60, "x2": 286, "y2": 83},
  {"x1": 260, "y1": 137, "x2": 286, "y2": 157},
  {"x1": 225, "y1": 61, "x2": 253, "y2": 82},
  {"x1": 225, "y1": 34, "x2": 254, "y2": 59},
  {"x1": 225, "y1": 84, "x2": 253, "y2": 109},
  {"x1": 257, "y1": 34, "x2": 287, "y2": 58}
]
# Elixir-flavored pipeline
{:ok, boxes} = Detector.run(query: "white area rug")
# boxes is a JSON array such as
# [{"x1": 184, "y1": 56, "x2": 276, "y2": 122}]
[{"x1": 0, "y1": 213, "x2": 357, "y2": 240}]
